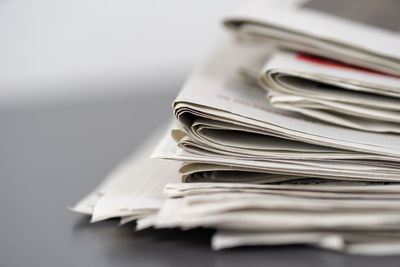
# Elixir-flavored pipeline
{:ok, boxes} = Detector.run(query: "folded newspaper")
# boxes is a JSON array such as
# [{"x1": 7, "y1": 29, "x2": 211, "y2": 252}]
[
  {"x1": 225, "y1": 0, "x2": 400, "y2": 132},
  {"x1": 224, "y1": 0, "x2": 400, "y2": 76},
  {"x1": 72, "y1": 0, "x2": 400, "y2": 256},
  {"x1": 260, "y1": 50, "x2": 400, "y2": 133}
]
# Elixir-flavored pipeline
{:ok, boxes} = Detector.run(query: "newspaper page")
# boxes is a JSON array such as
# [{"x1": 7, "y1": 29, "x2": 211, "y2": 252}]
[{"x1": 223, "y1": 0, "x2": 400, "y2": 75}]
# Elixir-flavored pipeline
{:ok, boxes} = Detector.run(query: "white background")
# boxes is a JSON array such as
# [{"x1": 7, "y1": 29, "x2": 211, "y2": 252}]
[{"x1": 0, "y1": 0, "x2": 235, "y2": 107}]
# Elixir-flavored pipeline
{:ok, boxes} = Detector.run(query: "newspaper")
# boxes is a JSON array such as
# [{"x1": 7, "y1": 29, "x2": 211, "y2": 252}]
[
  {"x1": 223, "y1": 0, "x2": 400, "y2": 75},
  {"x1": 139, "y1": 32, "x2": 400, "y2": 254},
  {"x1": 141, "y1": 197, "x2": 400, "y2": 232},
  {"x1": 136, "y1": 181, "x2": 400, "y2": 255},
  {"x1": 164, "y1": 182, "x2": 400, "y2": 199},
  {"x1": 260, "y1": 50, "x2": 400, "y2": 132},
  {"x1": 172, "y1": 36, "x2": 400, "y2": 158},
  {"x1": 147, "y1": 37, "x2": 400, "y2": 184},
  {"x1": 71, "y1": 1, "x2": 400, "y2": 255},
  {"x1": 213, "y1": 230, "x2": 400, "y2": 255},
  {"x1": 153, "y1": 128, "x2": 400, "y2": 183},
  {"x1": 71, "y1": 127, "x2": 181, "y2": 223},
  {"x1": 72, "y1": 122, "x2": 400, "y2": 254}
]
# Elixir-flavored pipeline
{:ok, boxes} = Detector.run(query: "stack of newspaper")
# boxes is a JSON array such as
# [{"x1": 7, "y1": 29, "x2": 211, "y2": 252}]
[{"x1": 73, "y1": 0, "x2": 400, "y2": 255}]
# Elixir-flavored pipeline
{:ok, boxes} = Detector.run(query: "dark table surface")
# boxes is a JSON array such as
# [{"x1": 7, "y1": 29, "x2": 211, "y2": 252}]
[{"x1": 2, "y1": 80, "x2": 400, "y2": 267}]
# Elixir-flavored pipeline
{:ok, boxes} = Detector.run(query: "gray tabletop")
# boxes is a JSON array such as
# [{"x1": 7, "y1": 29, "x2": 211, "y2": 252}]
[{"x1": 2, "y1": 80, "x2": 400, "y2": 267}]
